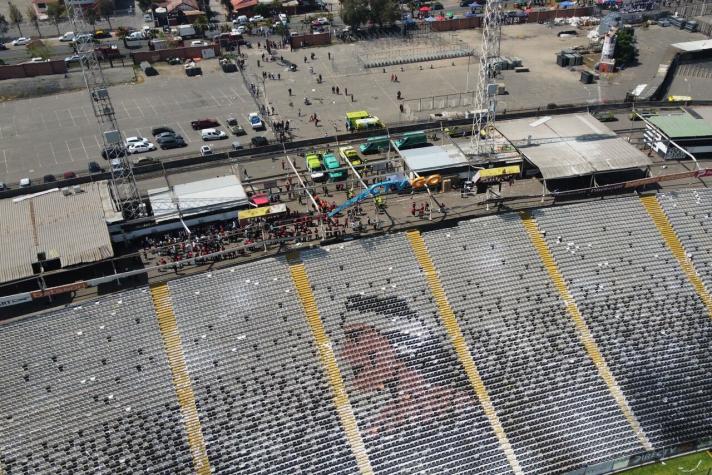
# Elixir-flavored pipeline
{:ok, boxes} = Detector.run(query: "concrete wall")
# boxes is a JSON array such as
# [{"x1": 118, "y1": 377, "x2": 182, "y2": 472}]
[
  {"x1": 430, "y1": 17, "x2": 482, "y2": 31},
  {"x1": 526, "y1": 6, "x2": 594, "y2": 23},
  {"x1": 130, "y1": 44, "x2": 221, "y2": 64},
  {"x1": 290, "y1": 32, "x2": 332, "y2": 49},
  {"x1": 0, "y1": 60, "x2": 67, "y2": 80}
]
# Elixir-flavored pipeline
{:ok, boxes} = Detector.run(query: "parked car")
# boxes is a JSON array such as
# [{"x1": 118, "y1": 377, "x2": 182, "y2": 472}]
[
  {"x1": 101, "y1": 145, "x2": 128, "y2": 160},
  {"x1": 152, "y1": 126, "x2": 175, "y2": 136},
  {"x1": 0, "y1": 181, "x2": 6, "y2": 191},
  {"x1": 312, "y1": 17, "x2": 329, "y2": 26},
  {"x1": 191, "y1": 118, "x2": 220, "y2": 130},
  {"x1": 338, "y1": 146, "x2": 363, "y2": 167},
  {"x1": 64, "y1": 54, "x2": 87, "y2": 65},
  {"x1": 0, "y1": 43, "x2": 7, "y2": 50},
  {"x1": 251, "y1": 136, "x2": 268, "y2": 147},
  {"x1": 60, "y1": 31, "x2": 75, "y2": 42},
  {"x1": 128, "y1": 142, "x2": 157, "y2": 154},
  {"x1": 12, "y1": 37, "x2": 31, "y2": 46},
  {"x1": 226, "y1": 117, "x2": 246, "y2": 135},
  {"x1": 125, "y1": 136, "x2": 150, "y2": 146},
  {"x1": 278, "y1": 13, "x2": 288, "y2": 24},
  {"x1": 190, "y1": 40, "x2": 209, "y2": 46},
  {"x1": 29, "y1": 57, "x2": 49, "y2": 63},
  {"x1": 250, "y1": 15, "x2": 264, "y2": 22},
  {"x1": 110, "y1": 158, "x2": 125, "y2": 174},
  {"x1": 94, "y1": 29, "x2": 111, "y2": 39},
  {"x1": 248, "y1": 112, "x2": 264, "y2": 130},
  {"x1": 200, "y1": 145, "x2": 213, "y2": 156},
  {"x1": 43, "y1": 174, "x2": 56, "y2": 183},
  {"x1": 63, "y1": 171, "x2": 77, "y2": 179},
  {"x1": 201, "y1": 128, "x2": 227, "y2": 141},
  {"x1": 231, "y1": 140, "x2": 243, "y2": 150},
  {"x1": 156, "y1": 132, "x2": 181, "y2": 143},
  {"x1": 159, "y1": 136, "x2": 187, "y2": 149},
  {"x1": 133, "y1": 156, "x2": 160, "y2": 167},
  {"x1": 19, "y1": 178, "x2": 31, "y2": 188},
  {"x1": 88, "y1": 161, "x2": 104, "y2": 173}
]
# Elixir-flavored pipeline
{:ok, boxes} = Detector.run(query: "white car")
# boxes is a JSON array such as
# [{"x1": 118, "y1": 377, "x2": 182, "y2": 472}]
[
  {"x1": 128, "y1": 142, "x2": 156, "y2": 154},
  {"x1": 201, "y1": 128, "x2": 227, "y2": 141},
  {"x1": 232, "y1": 25, "x2": 246, "y2": 34},
  {"x1": 12, "y1": 37, "x2": 31, "y2": 46},
  {"x1": 248, "y1": 112, "x2": 264, "y2": 130},
  {"x1": 59, "y1": 31, "x2": 75, "y2": 42},
  {"x1": 200, "y1": 145, "x2": 213, "y2": 156},
  {"x1": 19, "y1": 177, "x2": 31, "y2": 187},
  {"x1": 314, "y1": 17, "x2": 329, "y2": 25},
  {"x1": 250, "y1": 15, "x2": 264, "y2": 22},
  {"x1": 279, "y1": 13, "x2": 288, "y2": 24},
  {"x1": 190, "y1": 40, "x2": 208, "y2": 46},
  {"x1": 125, "y1": 136, "x2": 150, "y2": 147},
  {"x1": 29, "y1": 57, "x2": 48, "y2": 63}
]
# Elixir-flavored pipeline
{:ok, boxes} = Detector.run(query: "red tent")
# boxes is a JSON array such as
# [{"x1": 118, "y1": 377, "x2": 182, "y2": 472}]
[
  {"x1": 419, "y1": 6, "x2": 431, "y2": 12},
  {"x1": 250, "y1": 194, "x2": 270, "y2": 206}
]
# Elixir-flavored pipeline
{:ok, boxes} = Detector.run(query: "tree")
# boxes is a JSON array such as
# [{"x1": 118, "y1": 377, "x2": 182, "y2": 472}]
[
  {"x1": 613, "y1": 28, "x2": 638, "y2": 66},
  {"x1": 85, "y1": 7, "x2": 98, "y2": 31},
  {"x1": 340, "y1": 0, "x2": 369, "y2": 28},
  {"x1": 26, "y1": 6, "x2": 41, "y2": 37},
  {"x1": 27, "y1": 41, "x2": 51, "y2": 59},
  {"x1": 368, "y1": 0, "x2": 399, "y2": 26},
  {"x1": 96, "y1": 0, "x2": 114, "y2": 29},
  {"x1": 115, "y1": 25, "x2": 129, "y2": 39},
  {"x1": 136, "y1": 0, "x2": 153, "y2": 13},
  {"x1": 0, "y1": 13, "x2": 9, "y2": 41},
  {"x1": 8, "y1": 2, "x2": 23, "y2": 37},
  {"x1": 46, "y1": 3, "x2": 65, "y2": 36},
  {"x1": 194, "y1": 14, "x2": 208, "y2": 31},
  {"x1": 253, "y1": 2, "x2": 273, "y2": 17},
  {"x1": 220, "y1": 0, "x2": 233, "y2": 16}
]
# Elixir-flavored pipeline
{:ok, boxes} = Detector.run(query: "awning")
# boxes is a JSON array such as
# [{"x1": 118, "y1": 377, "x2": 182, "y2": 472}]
[
  {"x1": 419, "y1": 6, "x2": 431, "y2": 11},
  {"x1": 238, "y1": 203, "x2": 287, "y2": 219},
  {"x1": 474, "y1": 165, "x2": 521, "y2": 184}
]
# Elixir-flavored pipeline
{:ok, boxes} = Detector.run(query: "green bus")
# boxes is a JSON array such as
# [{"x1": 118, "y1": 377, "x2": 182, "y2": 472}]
[
  {"x1": 392, "y1": 131, "x2": 427, "y2": 150},
  {"x1": 359, "y1": 135, "x2": 390, "y2": 154},
  {"x1": 323, "y1": 152, "x2": 346, "y2": 181}
]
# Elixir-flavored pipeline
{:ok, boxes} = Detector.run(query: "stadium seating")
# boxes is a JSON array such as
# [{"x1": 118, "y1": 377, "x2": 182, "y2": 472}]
[
  {"x1": 532, "y1": 197, "x2": 712, "y2": 449},
  {"x1": 166, "y1": 259, "x2": 359, "y2": 474},
  {"x1": 657, "y1": 189, "x2": 712, "y2": 290},
  {"x1": 0, "y1": 289, "x2": 193, "y2": 474},
  {"x1": 423, "y1": 214, "x2": 643, "y2": 474},
  {"x1": 301, "y1": 236, "x2": 514, "y2": 475}
]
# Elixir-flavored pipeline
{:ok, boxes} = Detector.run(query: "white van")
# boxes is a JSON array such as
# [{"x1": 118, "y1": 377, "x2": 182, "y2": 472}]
[
  {"x1": 233, "y1": 15, "x2": 248, "y2": 25},
  {"x1": 110, "y1": 158, "x2": 125, "y2": 174},
  {"x1": 60, "y1": 31, "x2": 75, "y2": 42},
  {"x1": 278, "y1": 13, "x2": 288, "y2": 24}
]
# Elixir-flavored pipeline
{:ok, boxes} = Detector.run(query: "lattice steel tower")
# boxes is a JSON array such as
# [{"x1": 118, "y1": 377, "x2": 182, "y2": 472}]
[
  {"x1": 67, "y1": 1, "x2": 142, "y2": 219},
  {"x1": 471, "y1": 0, "x2": 503, "y2": 157}
]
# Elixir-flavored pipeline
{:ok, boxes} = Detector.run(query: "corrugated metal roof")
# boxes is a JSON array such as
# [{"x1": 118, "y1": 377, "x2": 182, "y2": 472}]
[
  {"x1": 672, "y1": 39, "x2": 712, "y2": 53},
  {"x1": 496, "y1": 113, "x2": 653, "y2": 180},
  {"x1": 148, "y1": 175, "x2": 248, "y2": 221},
  {"x1": 0, "y1": 182, "x2": 114, "y2": 284},
  {"x1": 401, "y1": 145, "x2": 469, "y2": 173},
  {"x1": 646, "y1": 114, "x2": 712, "y2": 139}
]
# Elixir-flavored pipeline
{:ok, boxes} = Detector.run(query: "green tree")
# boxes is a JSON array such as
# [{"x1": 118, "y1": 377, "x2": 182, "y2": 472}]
[
  {"x1": 253, "y1": 2, "x2": 273, "y2": 17},
  {"x1": 115, "y1": 25, "x2": 129, "y2": 39},
  {"x1": 8, "y1": 2, "x2": 23, "y2": 37},
  {"x1": 368, "y1": 0, "x2": 399, "y2": 25},
  {"x1": 85, "y1": 7, "x2": 98, "y2": 31},
  {"x1": 137, "y1": 0, "x2": 153, "y2": 13},
  {"x1": 613, "y1": 28, "x2": 638, "y2": 66},
  {"x1": 26, "y1": 6, "x2": 41, "y2": 37},
  {"x1": 46, "y1": 3, "x2": 65, "y2": 36},
  {"x1": 340, "y1": 0, "x2": 369, "y2": 28},
  {"x1": 194, "y1": 14, "x2": 208, "y2": 31},
  {"x1": 0, "y1": 14, "x2": 8, "y2": 40},
  {"x1": 27, "y1": 42, "x2": 51, "y2": 59},
  {"x1": 96, "y1": 0, "x2": 114, "y2": 29}
]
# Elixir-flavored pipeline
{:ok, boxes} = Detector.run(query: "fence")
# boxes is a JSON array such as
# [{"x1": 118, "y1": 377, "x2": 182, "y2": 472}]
[
  {"x1": 289, "y1": 32, "x2": 332, "y2": 49},
  {"x1": 0, "y1": 60, "x2": 67, "y2": 80},
  {"x1": 129, "y1": 45, "x2": 221, "y2": 64},
  {"x1": 403, "y1": 91, "x2": 478, "y2": 113}
]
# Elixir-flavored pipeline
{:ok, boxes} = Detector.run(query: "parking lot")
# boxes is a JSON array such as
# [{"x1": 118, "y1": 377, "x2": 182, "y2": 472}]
[{"x1": 0, "y1": 21, "x2": 707, "y2": 185}]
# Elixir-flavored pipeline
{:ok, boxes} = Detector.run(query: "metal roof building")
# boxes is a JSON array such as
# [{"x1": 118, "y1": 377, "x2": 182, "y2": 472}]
[
  {"x1": 399, "y1": 145, "x2": 469, "y2": 174},
  {"x1": 0, "y1": 182, "x2": 114, "y2": 285},
  {"x1": 496, "y1": 113, "x2": 653, "y2": 180},
  {"x1": 646, "y1": 114, "x2": 712, "y2": 140}
]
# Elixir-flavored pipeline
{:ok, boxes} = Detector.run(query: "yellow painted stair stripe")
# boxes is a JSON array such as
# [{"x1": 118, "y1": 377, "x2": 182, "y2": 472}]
[
  {"x1": 288, "y1": 262, "x2": 374, "y2": 475},
  {"x1": 149, "y1": 283, "x2": 212, "y2": 475},
  {"x1": 406, "y1": 230, "x2": 524, "y2": 475},
  {"x1": 519, "y1": 213, "x2": 653, "y2": 451},
  {"x1": 640, "y1": 195, "x2": 712, "y2": 319}
]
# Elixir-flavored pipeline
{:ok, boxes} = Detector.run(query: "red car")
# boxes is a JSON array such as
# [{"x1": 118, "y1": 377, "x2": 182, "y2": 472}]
[{"x1": 191, "y1": 118, "x2": 220, "y2": 130}]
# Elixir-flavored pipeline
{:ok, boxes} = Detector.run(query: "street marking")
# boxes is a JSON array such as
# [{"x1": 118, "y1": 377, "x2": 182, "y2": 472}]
[
  {"x1": 49, "y1": 142, "x2": 58, "y2": 164},
  {"x1": 0, "y1": 125, "x2": 3, "y2": 140},
  {"x1": 148, "y1": 101, "x2": 159, "y2": 117},
  {"x1": 121, "y1": 102, "x2": 131, "y2": 119},
  {"x1": 176, "y1": 123, "x2": 192, "y2": 143},
  {"x1": 218, "y1": 89, "x2": 233, "y2": 104},
  {"x1": 207, "y1": 92, "x2": 221, "y2": 107},
  {"x1": 53, "y1": 110, "x2": 64, "y2": 128},
  {"x1": 2, "y1": 149, "x2": 8, "y2": 174},
  {"x1": 94, "y1": 135, "x2": 102, "y2": 148},
  {"x1": 79, "y1": 137, "x2": 90, "y2": 160},
  {"x1": 65, "y1": 141, "x2": 75, "y2": 162},
  {"x1": 229, "y1": 87, "x2": 246, "y2": 104},
  {"x1": 67, "y1": 108, "x2": 77, "y2": 127},
  {"x1": 132, "y1": 98, "x2": 146, "y2": 118}
]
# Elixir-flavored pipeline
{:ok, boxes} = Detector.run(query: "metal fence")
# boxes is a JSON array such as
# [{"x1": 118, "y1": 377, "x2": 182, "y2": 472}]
[{"x1": 403, "y1": 91, "x2": 478, "y2": 113}]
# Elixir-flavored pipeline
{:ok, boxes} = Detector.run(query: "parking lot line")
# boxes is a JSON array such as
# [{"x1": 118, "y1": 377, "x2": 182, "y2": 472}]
[
  {"x1": 54, "y1": 110, "x2": 64, "y2": 128},
  {"x1": 94, "y1": 135, "x2": 102, "y2": 149},
  {"x1": 176, "y1": 123, "x2": 191, "y2": 143},
  {"x1": 121, "y1": 102, "x2": 131, "y2": 120},
  {"x1": 132, "y1": 99, "x2": 146, "y2": 118},
  {"x1": 148, "y1": 102, "x2": 159, "y2": 117},
  {"x1": 65, "y1": 141, "x2": 75, "y2": 162},
  {"x1": 208, "y1": 92, "x2": 221, "y2": 107},
  {"x1": 67, "y1": 108, "x2": 77, "y2": 127},
  {"x1": 0, "y1": 126, "x2": 3, "y2": 140},
  {"x1": 2, "y1": 150, "x2": 7, "y2": 174},
  {"x1": 79, "y1": 137, "x2": 90, "y2": 160},
  {"x1": 49, "y1": 142, "x2": 58, "y2": 164}
]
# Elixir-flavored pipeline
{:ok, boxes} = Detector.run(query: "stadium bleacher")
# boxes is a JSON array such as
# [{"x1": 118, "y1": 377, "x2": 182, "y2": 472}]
[
  {"x1": 1, "y1": 192, "x2": 711, "y2": 475},
  {"x1": 533, "y1": 198, "x2": 712, "y2": 449},
  {"x1": 423, "y1": 214, "x2": 643, "y2": 474},
  {"x1": 0, "y1": 289, "x2": 193, "y2": 474}
]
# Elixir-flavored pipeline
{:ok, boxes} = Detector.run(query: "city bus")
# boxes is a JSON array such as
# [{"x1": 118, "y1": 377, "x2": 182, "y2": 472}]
[
  {"x1": 323, "y1": 152, "x2": 346, "y2": 181},
  {"x1": 359, "y1": 135, "x2": 390, "y2": 154},
  {"x1": 392, "y1": 131, "x2": 427, "y2": 150}
]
